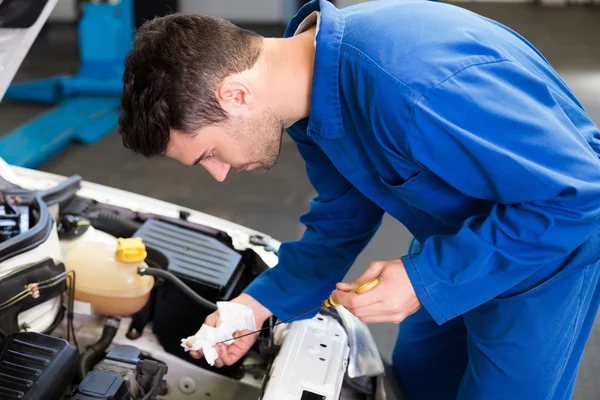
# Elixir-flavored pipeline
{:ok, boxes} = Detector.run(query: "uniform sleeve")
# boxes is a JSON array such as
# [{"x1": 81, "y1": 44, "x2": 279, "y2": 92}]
[
  {"x1": 244, "y1": 129, "x2": 385, "y2": 320},
  {"x1": 403, "y1": 60, "x2": 600, "y2": 324}
]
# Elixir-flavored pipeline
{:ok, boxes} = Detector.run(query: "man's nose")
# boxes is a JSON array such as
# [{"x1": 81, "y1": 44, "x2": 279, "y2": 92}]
[{"x1": 203, "y1": 159, "x2": 231, "y2": 182}]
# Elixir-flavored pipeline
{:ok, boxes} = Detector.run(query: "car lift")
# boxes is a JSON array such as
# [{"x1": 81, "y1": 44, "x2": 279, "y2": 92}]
[{"x1": 0, "y1": 0, "x2": 134, "y2": 168}]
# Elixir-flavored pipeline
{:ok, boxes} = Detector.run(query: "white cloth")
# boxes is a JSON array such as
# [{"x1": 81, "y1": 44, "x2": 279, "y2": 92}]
[{"x1": 180, "y1": 302, "x2": 256, "y2": 366}]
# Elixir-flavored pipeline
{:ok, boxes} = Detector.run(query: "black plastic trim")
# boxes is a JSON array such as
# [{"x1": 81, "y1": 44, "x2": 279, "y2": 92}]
[
  {"x1": 37, "y1": 175, "x2": 82, "y2": 207},
  {"x1": 0, "y1": 196, "x2": 52, "y2": 264},
  {"x1": 0, "y1": 175, "x2": 81, "y2": 263},
  {"x1": 301, "y1": 390, "x2": 326, "y2": 400},
  {"x1": 0, "y1": 258, "x2": 66, "y2": 333},
  {"x1": 73, "y1": 198, "x2": 234, "y2": 247}
]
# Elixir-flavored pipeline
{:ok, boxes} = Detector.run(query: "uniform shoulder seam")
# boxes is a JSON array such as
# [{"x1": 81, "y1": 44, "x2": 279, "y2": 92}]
[
  {"x1": 340, "y1": 42, "x2": 420, "y2": 98},
  {"x1": 404, "y1": 58, "x2": 513, "y2": 157}
]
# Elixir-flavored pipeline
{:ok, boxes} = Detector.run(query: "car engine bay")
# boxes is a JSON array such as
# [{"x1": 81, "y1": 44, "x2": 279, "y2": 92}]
[{"x1": 0, "y1": 165, "x2": 392, "y2": 400}]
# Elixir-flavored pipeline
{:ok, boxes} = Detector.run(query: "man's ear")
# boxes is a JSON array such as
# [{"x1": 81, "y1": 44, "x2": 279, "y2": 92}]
[{"x1": 216, "y1": 77, "x2": 254, "y2": 117}]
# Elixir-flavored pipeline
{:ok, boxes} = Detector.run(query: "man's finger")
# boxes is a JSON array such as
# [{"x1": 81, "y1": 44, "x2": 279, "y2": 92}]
[
  {"x1": 186, "y1": 339, "x2": 201, "y2": 351},
  {"x1": 212, "y1": 344, "x2": 228, "y2": 367},
  {"x1": 333, "y1": 285, "x2": 382, "y2": 309},
  {"x1": 190, "y1": 350, "x2": 201, "y2": 359},
  {"x1": 348, "y1": 301, "x2": 387, "y2": 319},
  {"x1": 355, "y1": 261, "x2": 386, "y2": 288},
  {"x1": 336, "y1": 282, "x2": 355, "y2": 291},
  {"x1": 234, "y1": 329, "x2": 254, "y2": 338},
  {"x1": 359, "y1": 313, "x2": 407, "y2": 324},
  {"x1": 231, "y1": 331, "x2": 254, "y2": 351},
  {"x1": 217, "y1": 343, "x2": 235, "y2": 366},
  {"x1": 337, "y1": 261, "x2": 386, "y2": 292}
]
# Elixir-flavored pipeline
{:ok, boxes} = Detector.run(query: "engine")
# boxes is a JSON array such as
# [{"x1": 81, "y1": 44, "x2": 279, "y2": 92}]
[
  {"x1": 0, "y1": 172, "x2": 391, "y2": 400},
  {"x1": 0, "y1": 331, "x2": 167, "y2": 400}
]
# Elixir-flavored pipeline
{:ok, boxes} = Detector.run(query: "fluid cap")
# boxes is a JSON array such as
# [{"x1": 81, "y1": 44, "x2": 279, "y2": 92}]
[{"x1": 116, "y1": 237, "x2": 147, "y2": 262}]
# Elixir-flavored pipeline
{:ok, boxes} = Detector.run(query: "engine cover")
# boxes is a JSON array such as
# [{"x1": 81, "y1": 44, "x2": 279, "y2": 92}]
[
  {"x1": 261, "y1": 312, "x2": 350, "y2": 400},
  {"x1": 0, "y1": 331, "x2": 78, "y2": 399},
  {"x1": 69, "y1": 370, "x2": 130, "y2": 400}
]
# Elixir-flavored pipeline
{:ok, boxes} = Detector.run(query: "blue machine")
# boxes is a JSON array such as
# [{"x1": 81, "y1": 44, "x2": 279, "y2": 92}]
[{"x1": 0, "y1": 0, "x2": 134, "y2": 168}]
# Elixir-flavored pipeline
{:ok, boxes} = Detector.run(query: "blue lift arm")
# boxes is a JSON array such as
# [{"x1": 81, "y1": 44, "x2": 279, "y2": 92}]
[{"x1": 0, "y1": 0, "x2": 134, "y2": 168}]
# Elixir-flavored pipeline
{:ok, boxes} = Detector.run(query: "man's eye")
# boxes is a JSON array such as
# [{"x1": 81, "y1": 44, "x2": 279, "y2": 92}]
[{"x1": 203, "y1": 152, "x2": 214, "y2": 161}]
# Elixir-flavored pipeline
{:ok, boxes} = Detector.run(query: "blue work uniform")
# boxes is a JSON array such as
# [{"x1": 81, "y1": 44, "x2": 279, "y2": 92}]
[{"x1": 244, "y1": 0, "x2": 600, "y2": 398}]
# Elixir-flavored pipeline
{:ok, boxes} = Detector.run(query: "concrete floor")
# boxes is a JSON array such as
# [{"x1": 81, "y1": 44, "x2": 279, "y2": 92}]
[{"x1": 1, "y1": 3, "x2": 599, "y2": 398}]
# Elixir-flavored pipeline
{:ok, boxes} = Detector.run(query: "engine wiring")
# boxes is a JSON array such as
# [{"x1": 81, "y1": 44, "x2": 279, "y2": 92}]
[
  {"x1": 66, "y1": 271, "x2": 79, "y2": 349},
  {"x1": 0, "y1": 269, "x2": 79, "y2": 348},
  {"x1": 0, "y1": 271, "x2": 69, "y2": 309}
]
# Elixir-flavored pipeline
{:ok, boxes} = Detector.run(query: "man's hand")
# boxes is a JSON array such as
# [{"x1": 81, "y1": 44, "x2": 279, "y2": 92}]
[
  {"x1": 187, "y1": 293, "x2": 272, "y2": 367},
  {"x1": 334, "y1": 258, "x2": 422, "y2": 324}
]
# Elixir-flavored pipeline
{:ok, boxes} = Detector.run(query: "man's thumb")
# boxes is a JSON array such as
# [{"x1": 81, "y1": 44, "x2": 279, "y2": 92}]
[
  {"x1": 337, "y1": 261, "x2": 385, "y2": 291},
  {"x1": 336, "y1": 282, "x2": 354, "y2": 291},
  {"x1": 358, "y1": 261, "x2": 385, "y2": 284}
]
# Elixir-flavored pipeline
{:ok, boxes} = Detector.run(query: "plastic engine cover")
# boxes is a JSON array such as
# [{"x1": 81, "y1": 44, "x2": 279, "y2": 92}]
[
  {"x1": 134, "y1": 219, "x2": 243, "y2": 300},
  {"x1": 261, "y1": 312, "x2": 350, "y2": 400},
  {"x1": 69, "y1": 370, "x2": 130, "y2": 400},
  {"x1": 0, "y1": 332, "x2": 78, "y2": 399}
]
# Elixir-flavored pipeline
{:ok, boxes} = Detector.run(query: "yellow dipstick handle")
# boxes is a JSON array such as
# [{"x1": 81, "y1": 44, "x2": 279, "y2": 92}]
[{"x1": 322, "y1": 279, "x2": 379, "y2": 308}]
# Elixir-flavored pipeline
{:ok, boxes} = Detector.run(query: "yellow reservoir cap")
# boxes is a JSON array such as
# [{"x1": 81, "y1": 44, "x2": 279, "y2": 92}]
[{"x1": 116, "y1": 237, "x2": 147, "y2": 262}]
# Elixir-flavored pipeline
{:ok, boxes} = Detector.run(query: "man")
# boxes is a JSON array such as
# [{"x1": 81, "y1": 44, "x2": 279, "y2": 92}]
[{"x1": 118, "y1": 0, "x2": 600, "y2": 398}]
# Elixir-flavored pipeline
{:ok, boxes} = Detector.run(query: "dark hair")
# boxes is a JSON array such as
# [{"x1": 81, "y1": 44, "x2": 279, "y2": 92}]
[{"x1": 118, "y1": 14, "x2": 262, "y2": 157}]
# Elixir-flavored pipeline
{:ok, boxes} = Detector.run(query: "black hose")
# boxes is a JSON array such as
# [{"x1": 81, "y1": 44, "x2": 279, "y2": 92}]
[
  {"x1": 140, "y1": 363, "x2": 168, "y2": 400},
  {"x1": 87, "y1": 210, "x2": 142, "y2": 238},
  {"x1": 78, "y1": 317, "x2": 120, "y2": 380},
  {"x1": 42, "y1": 304, "x2": 65, "y2": 336},
  {"x1": 137, "y1": 267, "x2": 217, "y2": 312}
]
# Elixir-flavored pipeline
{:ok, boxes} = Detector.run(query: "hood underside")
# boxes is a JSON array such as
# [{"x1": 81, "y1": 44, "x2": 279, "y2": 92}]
[{"x1": 0, "y1": 0, "x2": 59, "y2": 100}]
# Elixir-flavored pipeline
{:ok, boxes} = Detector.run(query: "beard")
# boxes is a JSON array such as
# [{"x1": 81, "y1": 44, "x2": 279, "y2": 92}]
[
  {"x1": 231, "y1": 159, "x2": 277, "y2": 173},
  {"x1": 230, "y1": 109, "x2": 284, "y2": 173}
]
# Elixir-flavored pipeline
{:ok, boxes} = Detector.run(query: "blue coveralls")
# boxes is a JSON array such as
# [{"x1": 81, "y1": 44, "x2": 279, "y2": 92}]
[{"x1": 244, "y1": 0, "x2": 600, "y2": 398}]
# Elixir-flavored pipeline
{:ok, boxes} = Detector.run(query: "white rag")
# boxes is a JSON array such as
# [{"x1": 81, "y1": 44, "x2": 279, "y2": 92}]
[{"x1": 180, "y1": 302, "x2": 256, "y2": 366}]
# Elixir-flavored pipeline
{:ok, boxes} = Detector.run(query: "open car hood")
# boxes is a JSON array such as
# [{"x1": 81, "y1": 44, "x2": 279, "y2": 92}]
[{"x1": 0, "y1": 0, "x2": 60, "y2": 100}]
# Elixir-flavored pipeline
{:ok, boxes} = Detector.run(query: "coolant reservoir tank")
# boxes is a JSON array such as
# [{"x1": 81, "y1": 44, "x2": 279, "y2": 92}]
[{"x1": 65, "y1": 237, "x2": 154, "y2": 316}]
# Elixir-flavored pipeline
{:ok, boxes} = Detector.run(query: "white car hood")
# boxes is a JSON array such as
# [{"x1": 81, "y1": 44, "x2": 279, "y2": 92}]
[{"x1": 0, "y1": 0, "x2": 60, "y2": 100}]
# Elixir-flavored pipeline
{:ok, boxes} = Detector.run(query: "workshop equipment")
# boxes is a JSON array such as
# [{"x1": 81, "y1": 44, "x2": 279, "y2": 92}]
[
  {"x1": 217, "y1": 278, "x2": 380, "y2": 344},
  {"x1": 0, "y1": 0, "x2": 135, "y2": 168}
]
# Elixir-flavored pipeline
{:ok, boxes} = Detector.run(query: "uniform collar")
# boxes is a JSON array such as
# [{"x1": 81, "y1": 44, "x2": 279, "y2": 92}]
[{"x1": 285, "y1": 0, "x2": 345, "y2": 139}]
